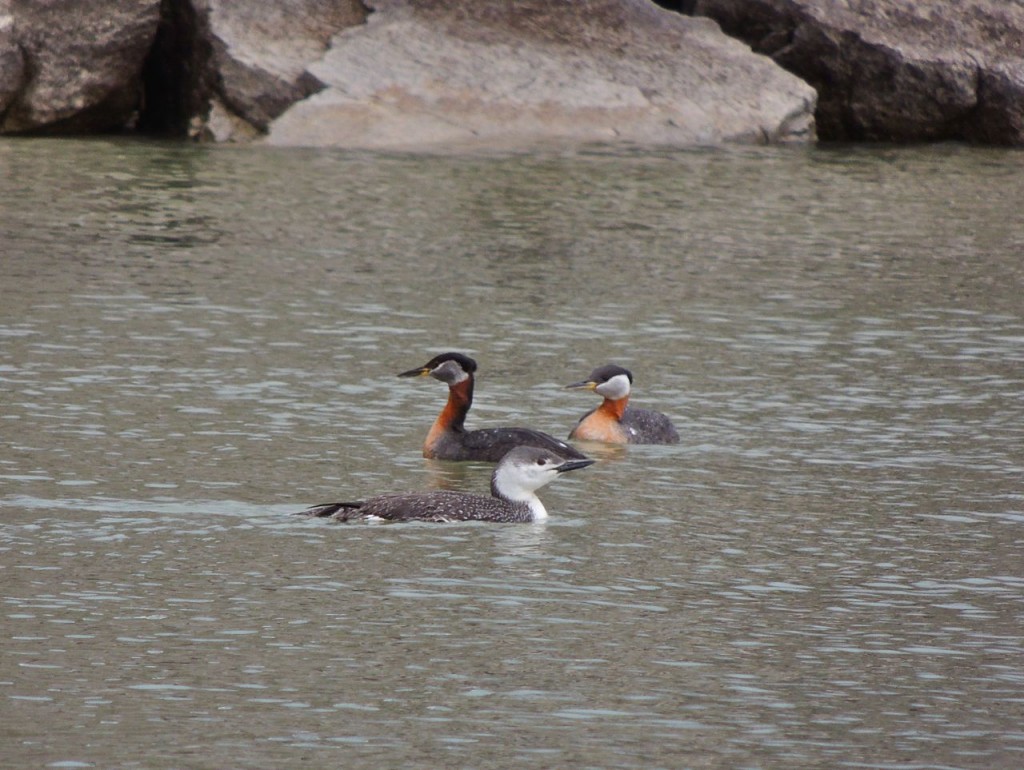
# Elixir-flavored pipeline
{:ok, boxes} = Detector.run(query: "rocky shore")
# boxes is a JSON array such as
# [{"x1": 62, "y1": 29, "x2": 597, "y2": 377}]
[
  {"x1": 1, "y1": 0, "x2": 1020, "y2": 148},
  {"x1": 688, "y1": 0, "x2": 1024, "y2": 144}
]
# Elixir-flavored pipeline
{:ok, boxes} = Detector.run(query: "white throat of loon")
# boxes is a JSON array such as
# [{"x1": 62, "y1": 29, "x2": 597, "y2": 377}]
[
  {"x1": 491, "y1": 461, "x2": 549, "y2": 521},
  {"x1": 596, "y1": 373, "x2": 632, "y2": 401},
  {"x1": 488, "y1": 449, "x2": 595, "y2": 523}
]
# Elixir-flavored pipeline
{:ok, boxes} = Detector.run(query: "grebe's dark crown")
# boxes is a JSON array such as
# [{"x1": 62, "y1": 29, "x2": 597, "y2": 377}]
[
  {"x1": 398, "y1": 351, "x2": 478, "y2": 380},
  {"x1": 424, "y1": 352, "x2": 477, "y2": 374},
  {"x1": 589, "y1": 363, "x2": 633, "y2": 384}
]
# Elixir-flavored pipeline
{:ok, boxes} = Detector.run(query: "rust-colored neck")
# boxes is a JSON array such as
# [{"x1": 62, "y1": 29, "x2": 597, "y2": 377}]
[
  {"x1": 599, "y1": 395, "x2": 628, "y2": 422},
  {"x1": 424, "y1": 376, "x2": 474, "y2": 455},
  {"x1": 441, "y1": 377, "x2": 473, "y2": 432}
]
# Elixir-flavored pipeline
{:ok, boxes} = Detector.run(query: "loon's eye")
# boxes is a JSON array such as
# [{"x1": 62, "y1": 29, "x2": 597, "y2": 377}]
[{"x1": 536, "y1": 458, "x2": 546, "y2": 465}]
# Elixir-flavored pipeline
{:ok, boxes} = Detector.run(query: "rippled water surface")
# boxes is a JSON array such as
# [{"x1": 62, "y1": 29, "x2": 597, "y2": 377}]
[{"x1": 2, "y1": 138, "x2": 1024, "y2": 768}]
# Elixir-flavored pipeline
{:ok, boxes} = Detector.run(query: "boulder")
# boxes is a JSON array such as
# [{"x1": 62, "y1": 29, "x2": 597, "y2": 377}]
[
  {"x1": 4, "y1": 0, "x2": 1022, "y2": 146},
  {"x1": 196, "y1": 0, "x2": 367, "y2": 139},
  {"x1": 689, "y1": 0, "x2": 1024, "y2": 144},
  {"x1": 0, "y1": 0, "x2": 365, "y2": 138},
  {"x1": 0, "y1": 0, "x2": 160, "y2": 133},
  {"x1": 266, "y1": 0, "x2": 817, "y2": 150}
]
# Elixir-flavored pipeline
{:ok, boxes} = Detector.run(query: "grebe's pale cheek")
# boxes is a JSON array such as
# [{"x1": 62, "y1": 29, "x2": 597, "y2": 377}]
[
  {"x1": 595, "y1": 373, "x2": 631, "y2": 401},
  {"x1": 432, "y1": 360, "x2": 471, "y2": 385}
]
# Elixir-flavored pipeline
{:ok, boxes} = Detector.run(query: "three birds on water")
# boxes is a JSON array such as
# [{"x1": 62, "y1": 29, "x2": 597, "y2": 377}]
[{"x1": 300, "y1": 352, "x2": 678, "y2": 524}]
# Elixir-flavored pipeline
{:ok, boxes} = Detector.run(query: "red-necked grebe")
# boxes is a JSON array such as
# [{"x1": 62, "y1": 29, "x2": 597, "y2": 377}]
[
  {"x1": 566, "y1": 363, "x2": 679, "y2": 445},
  {"x1": 399, "y1": 352, "x2": 588, "y2": 462}
]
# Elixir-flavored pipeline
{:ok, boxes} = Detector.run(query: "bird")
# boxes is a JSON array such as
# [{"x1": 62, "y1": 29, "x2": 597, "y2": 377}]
[
  {"x1": 565, "y1": 363, "x2": 680, "y2": 445},
  {"x1": 299, "y1": 446, "x2": 595, "y2": 523},
  {"x1": 398, "y1": 352, "x2": 589, "y2": 462}
]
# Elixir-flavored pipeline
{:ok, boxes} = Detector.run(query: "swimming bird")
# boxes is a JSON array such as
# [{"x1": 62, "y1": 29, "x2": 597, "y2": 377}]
[
  {"x1": 300, "y1": 446, "x2": 595, "y2": 523},
  {"x1": 399, "y1": 352, "x2": 589, "y2": 462},
  {"x1": 566, "y1": 363, "x2": 680, "y2": 445}
]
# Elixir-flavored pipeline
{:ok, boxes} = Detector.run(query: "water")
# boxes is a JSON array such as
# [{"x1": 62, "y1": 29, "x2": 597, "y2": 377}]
[{"x1": 2, "y1": 138, "x2": 1023, "y2": 768}]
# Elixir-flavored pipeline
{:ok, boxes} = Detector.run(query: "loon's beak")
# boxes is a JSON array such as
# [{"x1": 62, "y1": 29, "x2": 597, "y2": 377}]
[
  {"x1": 555, "y1": 458, "x2": 596, "y2": 474},
  {"x1": 565, "y1": 379, "x2": 597, "y2": 391},
  {"x1": 398, "y1": 365, "x2": 431, "y2": 378}
]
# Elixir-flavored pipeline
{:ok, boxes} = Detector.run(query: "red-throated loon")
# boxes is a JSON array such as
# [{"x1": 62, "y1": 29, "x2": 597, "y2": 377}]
[
  {"x1": 299, "y1": 446, "x2": 595, "y2": 523},
  {"x1": 399, "y1": 352, "x2": 588, "y2": 462},
  {"x1": 566, "y1": 363, "x2": 680, "y2": 445}
]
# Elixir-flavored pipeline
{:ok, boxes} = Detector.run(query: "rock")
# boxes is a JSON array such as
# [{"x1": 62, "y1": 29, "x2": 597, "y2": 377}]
[
  {"x1": 4, "y1": 0, "x2": 1021, "y2": 146},
  {"x1": 0, "y1": 14, "x2": 24, "y2": 117},
  {"x1": 196, "y1": 0, "x2": 367, "y2": 138},
  {"x1": 0, "y1": 0, "x2": 364, "y2": 138},
  {"x1": 204, "y1": 96, "x2": 262, "y2": 142},
  {"x1": 266, "y1": 0, "x2": 817, "y2": 150},
  {"x1": 689, "y1": 0, "x2": 1024, "y2": 144},
  {"x1": 0, "y1": 0, "x2": 160, "y2": 133}
]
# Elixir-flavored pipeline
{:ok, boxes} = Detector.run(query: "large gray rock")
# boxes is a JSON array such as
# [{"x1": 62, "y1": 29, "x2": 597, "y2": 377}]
[
  {"x1": 266, "y1": 0, "x2": 817, "y2": 150},
  {"x1": 0, "y1": 0, "x2": 365, "y2": 138},
  {"x1": 690, "y1": 0, "x2": 1024, "y2": 144},
  {"x1": 0, "y1": 0, "x2": 160, "y2": 133},
  {"x1": 3, "y1": 0, "x2": 1021, "y2": 147},
  {"x1": 198, "y1": 0, "x2": 366, "y2": 139}
]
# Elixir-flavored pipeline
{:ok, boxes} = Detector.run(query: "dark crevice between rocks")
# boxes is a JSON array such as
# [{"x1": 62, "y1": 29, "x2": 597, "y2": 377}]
[
  {"x1": 0, "y1": 44, "x2": 33, "y2": 133},
  {"x1": 962, "y1": 68, "x2": 1024, "y2": 146},
  {"x1": 137, "y1": 0, "x2": 214, "y2": 137},
  {"x1": 652, "y1": 1, "x2": 699, "y2": 14}
]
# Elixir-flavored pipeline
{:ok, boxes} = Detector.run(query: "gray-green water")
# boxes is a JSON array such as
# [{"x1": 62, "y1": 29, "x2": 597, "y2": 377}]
[{"x1": 2, "y1": 138, "x2": 1023, "y2": 769}]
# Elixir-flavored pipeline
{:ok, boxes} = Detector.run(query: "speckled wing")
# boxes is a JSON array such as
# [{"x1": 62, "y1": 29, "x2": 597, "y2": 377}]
[
  {"x1": 305, "y1": 491, "x2": 496, "y2": 522},
  {"x1": 461, "y1": 427, "x2": 588, "y2": 461},
  {"x1": 361, "y1": 491, "x2": 492, "y2": 522},
  {"x1": 298, "y1": 501, "x2": 365, "y2": 520}
]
